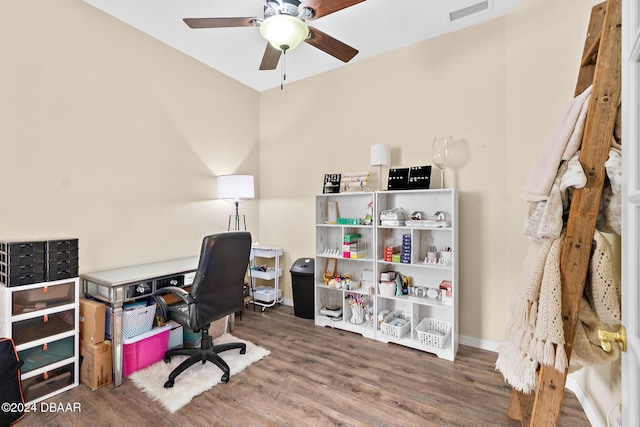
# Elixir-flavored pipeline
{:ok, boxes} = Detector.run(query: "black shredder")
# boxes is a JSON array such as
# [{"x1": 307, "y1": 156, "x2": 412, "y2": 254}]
[{"x1": 289, "y1": 258, "x2": 314, "y2": 319}]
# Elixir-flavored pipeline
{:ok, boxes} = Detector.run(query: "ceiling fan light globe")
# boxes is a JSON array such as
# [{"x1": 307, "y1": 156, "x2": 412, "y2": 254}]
[{"x1": 260, "y1": 15, "x2": 309, "y2": 52}]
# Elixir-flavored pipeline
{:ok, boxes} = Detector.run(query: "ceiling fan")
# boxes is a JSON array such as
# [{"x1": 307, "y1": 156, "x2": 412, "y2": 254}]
[{"x1": 183, "y1": 0, "x2": 365, "y2": 71}]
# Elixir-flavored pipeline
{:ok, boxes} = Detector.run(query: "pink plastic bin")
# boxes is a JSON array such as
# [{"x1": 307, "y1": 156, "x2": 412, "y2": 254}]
[{"x1": 122, "y1": 325, "x2": 171, "y2": 377}]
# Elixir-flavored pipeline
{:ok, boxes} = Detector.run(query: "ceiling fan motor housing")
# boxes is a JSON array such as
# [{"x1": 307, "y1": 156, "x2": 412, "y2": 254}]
[{"x1": 265, "y1": 0, "x2": 303, "y2": 19}]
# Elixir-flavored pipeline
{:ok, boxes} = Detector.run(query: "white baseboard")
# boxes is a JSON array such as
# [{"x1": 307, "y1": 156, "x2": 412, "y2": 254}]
[
  {"x1": 459, "y1": 335, "x2": 501, "y2": 352},
  {"x1": 566, "y1": 376, "x2": 603, "y2": 427}
]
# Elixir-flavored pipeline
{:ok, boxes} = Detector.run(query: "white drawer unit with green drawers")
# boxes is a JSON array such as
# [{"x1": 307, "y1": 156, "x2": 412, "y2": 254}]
[{"x1": 0, "y1": 278, "x2": 80, "y2": 403}]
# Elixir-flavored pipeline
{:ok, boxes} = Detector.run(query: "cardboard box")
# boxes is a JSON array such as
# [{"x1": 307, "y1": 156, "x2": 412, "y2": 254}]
[
  {"x1": 80, "y1": 340, "x2": 112, "y2": 391},
  {"x1": 79, "y1": 298, "x2": 106, "y2": 344},
  {"x1": 105, "y1": 305, "x2": 113, "y2": 340},
  {"x1": 182, "y1": 316, "x2": 228, "y2": 348}
]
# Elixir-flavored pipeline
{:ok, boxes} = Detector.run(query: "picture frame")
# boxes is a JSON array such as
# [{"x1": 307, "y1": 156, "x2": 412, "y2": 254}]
[
  {"x1": 323, "y1": 174, "x2": 341, "y2": 194},
  {"x1": 387, "y1": 165, "x2": 432, "y2": 190}
]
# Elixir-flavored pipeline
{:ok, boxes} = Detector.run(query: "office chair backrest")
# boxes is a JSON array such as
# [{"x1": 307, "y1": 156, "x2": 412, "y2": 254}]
[{"x1": 190, "y1": 231, "x2": 252, "y2": 328}]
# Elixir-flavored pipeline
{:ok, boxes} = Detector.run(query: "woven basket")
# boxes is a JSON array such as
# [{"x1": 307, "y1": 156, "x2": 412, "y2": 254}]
[
  {"x1": 415, "y1": 317, "x2": 450, "y2": 349},
  {"x1": 379, "y1": 312, "x2": 411, "y2": 339},
  {"x1": 122, "y1": 303, "x2": 156, "y2": 338}
]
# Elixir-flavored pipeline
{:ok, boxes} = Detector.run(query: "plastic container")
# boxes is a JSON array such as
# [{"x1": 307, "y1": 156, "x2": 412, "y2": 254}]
[
  {"x1": 290, "y1": 258, "x2": 314, "y2": 319},
  {"x1": 378, "y1": 282, "x2": 396, "y2": 297},
  {"x1": 379, "y1": 312, "x2": 411, "y2": 339},
  {"x1": 416, "y1": 317, "x2": 451, "y2": 349},
  {"x1": 252, "y1": 286, "x2": 282, "y2": 302},
  {"x1": 122, "y1": 325, "x2": 171, "y2": 377},
  {"x1": 122, "y1": 302, "x2": 156, "y2": 338}
]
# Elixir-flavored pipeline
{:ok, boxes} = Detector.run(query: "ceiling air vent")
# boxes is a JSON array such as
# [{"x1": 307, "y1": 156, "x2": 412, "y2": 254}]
[{"x1": 449, "y1": 0, "x2": 489, "y2": 22}]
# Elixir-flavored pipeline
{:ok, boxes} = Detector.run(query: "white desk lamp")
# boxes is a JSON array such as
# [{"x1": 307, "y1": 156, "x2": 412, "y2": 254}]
[
  {"x1": 370, "y1": 144, "x2": 390, "y2": 191},
  {"x1": 217, "y1": 175, "x2": 255, "y2": 230}
]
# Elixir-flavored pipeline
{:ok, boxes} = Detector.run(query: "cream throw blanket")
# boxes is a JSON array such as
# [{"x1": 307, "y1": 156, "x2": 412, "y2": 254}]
[
  {"x1": 495, "y1": 231, "x2": 621, "y2": 393},
  {"x1": 520, "y1": 86, "x2": 592, "y2": 202},
  {"x1": 523, "y1": 147, "x2": 622, "y2": 241}
]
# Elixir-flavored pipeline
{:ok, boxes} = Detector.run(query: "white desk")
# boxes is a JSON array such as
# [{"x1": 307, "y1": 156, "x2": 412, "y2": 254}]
[{"x1": 81, "y1": 256, "x2": 199, "y2": 386}]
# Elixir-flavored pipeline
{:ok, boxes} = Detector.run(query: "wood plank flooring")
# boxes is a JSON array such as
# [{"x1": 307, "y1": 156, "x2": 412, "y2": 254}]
[{"x1": 18, "y1": 305, "x2": 590, "y2": 426}]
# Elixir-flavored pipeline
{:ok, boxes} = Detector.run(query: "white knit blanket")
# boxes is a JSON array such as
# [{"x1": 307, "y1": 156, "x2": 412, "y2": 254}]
[
  {"x1": 495, "y1": 231, "x2": 621, "y2": 393},
  {"x1": 523, "y1": 147, "x2": 622, "y2": 241},
  {"x1": 520, "y1": 86, "x2": 592, "y2": 202}
]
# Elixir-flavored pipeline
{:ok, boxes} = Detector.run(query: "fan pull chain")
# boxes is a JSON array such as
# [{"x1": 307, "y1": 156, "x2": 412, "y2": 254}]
[{"x1": 280, "y1": 50, "x2": 287, "y2": 90}]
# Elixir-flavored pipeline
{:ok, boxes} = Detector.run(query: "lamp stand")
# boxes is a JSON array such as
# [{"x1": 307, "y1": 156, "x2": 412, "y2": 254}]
[
  {"x1": 378, "y1": 165, "x2": 384, "y2": 191},
  {"x1": 228, "y1": 201, "x2": 247, "y2": 231}
]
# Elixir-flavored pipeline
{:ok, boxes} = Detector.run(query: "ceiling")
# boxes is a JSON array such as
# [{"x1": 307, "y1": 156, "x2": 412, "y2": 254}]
[{"x1": 82, "y1": 0, "x2": 523, "y2": 92}]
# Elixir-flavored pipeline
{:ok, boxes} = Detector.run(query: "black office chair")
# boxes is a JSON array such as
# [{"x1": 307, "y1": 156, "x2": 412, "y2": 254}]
[{"x1": 155, "y1": 231, "x2": 251, "y2": 388}]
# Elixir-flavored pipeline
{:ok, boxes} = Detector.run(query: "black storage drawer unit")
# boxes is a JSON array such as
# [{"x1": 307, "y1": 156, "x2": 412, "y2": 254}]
[
  {"x1": 0, "y1": 262, "x2": 45, "y2": 276},
  {"x1": 0, "y1": 261, "x2": 47, "y2": 286},
  {"x1": 0, "y1": 240, "x2": 46, "y2": 286},
  {"x1": 47, "y1": 258, "x2": 79, "y2": 271},
  {"x1": 0, "y1": 240, "x2": 45, "y2": 255},
  {"x1": 45, "y1": 239, "x2": 78, "y2": 252},
  {"x1": 46, "y1": 257, "x2": 79, "y2": 281},
  {"x1": 45, "y1": 248, "x2": 79, "y2": 262},
  {"x1": 46, "y1": 269, "x2": 78, "y2": 282},
  {"x1": 1, "y1": 238, "x2": 79, "y2": 287},
  {"x1": 0, "y1": 272, "x2": 46, "y2": 287},
  {"x1": 44, "y1": 238, "x2": 79, "y2": 282},
  {"x1": 0, "y1": 251, "x2": 45, "y2": 265}
]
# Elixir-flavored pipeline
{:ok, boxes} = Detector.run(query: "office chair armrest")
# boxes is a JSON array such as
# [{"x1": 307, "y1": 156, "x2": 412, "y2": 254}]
[
  {"x1": 155, "y1": 286, "x2": 195, "y2": 305},
  {"x1": 154, "y1": 286, "x2": 195, "y2": 323}
]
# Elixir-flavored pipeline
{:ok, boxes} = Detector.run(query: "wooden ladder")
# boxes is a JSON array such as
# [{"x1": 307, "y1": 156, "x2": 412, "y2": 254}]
[{"x1": 507, "y1": 0, "x2": 622, "y2": 425}]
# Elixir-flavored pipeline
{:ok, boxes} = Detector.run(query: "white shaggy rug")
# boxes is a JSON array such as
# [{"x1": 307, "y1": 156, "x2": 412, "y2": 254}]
[{"x1": 128, "y1": 333, "x2": 270, "y2": 413}]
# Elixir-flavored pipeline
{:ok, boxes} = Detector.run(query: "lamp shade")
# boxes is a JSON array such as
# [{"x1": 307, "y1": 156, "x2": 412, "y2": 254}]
[
  {"x1": 217, "y1": 175, "x2": 255, "y2": 201},
  {"x1": 370, "y1": 144, "x2": 390, "y2": 166},
  {"x1": 259, "y1": 14, "x2": 309, "y2": 51}
]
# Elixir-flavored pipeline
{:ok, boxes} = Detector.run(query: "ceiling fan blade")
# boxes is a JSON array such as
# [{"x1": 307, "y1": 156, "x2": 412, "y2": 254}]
[
  {"x1": 183, "y1": 17, "x2": 258, "y2": 29},
  {"x1": 305, "y1": 27, "x2": 358, "y2": 63},
  {"x1": 259, "y1": 43, "x2": 282, "y2": 70},
  {"x1": 299, "y1": 0, "x2": 366, "y2": 20}
]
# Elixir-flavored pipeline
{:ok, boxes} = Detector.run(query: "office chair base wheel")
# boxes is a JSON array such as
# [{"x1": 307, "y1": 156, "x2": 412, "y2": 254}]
[
  {"x1": 164, "y1": 356, "x2": 171, "y2": 363},
  {"x1": 221, "y1": 373, "x2": 229, "y2": 383},
  {"x1": 240, "y1": 348, "x2": 246, "y2": 354},
  {"x1": 261, "y1": 307, "x2": 266, "y2": 312},
  {"x1": 164, "y1": 380, "x2": 174, "y2": 388}
]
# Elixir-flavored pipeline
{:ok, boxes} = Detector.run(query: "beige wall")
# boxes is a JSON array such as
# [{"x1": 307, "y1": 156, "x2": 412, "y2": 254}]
[
  {"x1": 2, "y1": 0, "x2": 619, "y2": 424},
  {"x1": 0, "y1": 0, "x2": 260, "y2": 272}
]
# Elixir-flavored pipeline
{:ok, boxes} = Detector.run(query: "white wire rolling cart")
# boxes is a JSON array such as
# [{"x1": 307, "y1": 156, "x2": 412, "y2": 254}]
[{"x1": 248, "y1": 245, "x2": 283, "y2": 312}]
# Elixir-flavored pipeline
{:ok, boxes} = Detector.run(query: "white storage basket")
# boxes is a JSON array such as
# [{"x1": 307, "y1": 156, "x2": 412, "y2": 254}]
[
  {"x1": 379, "y1": 312, "x2": 411, "y2": 339},
  {"x1": 415, "y1": 317, "x2": 451, "y2": 349},
  {"x1": 122, "y1": 303, "x2": 156, "y2": 338}
]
